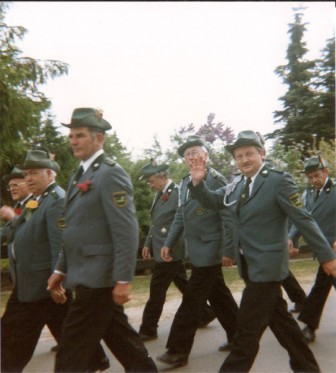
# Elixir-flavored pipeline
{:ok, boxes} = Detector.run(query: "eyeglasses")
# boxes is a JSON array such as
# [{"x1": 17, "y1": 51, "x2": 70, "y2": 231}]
[
  {"x1": 183, "y1": 150, "x2": 201, "y2": 159},
  {"x1": 7, "y1": 182, "x2": 26, "y2": 191}
]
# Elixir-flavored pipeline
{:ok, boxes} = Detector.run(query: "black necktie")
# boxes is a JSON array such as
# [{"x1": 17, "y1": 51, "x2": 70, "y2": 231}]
[
  {"x1": 314, "y1": 189, "x2": 320, "y2": 202},
  {"x1": 75, "y1": 165, "x2": 84, "y2": 181},
  {"x1": 69, "y1": 166, "x2": 84, "y2": 193},
  {"x1": 237, "y1": 177, "x2": 251, "y2": 215},
  {"x1": 240, "y1": 177, "x2": 252, "y2": 204}
]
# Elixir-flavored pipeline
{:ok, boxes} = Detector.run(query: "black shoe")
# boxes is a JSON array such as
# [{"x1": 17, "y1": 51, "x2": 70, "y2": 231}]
[
  {"x1": 289, "y1": 303, "x2": 304, "y2": 313},
  {"x1": 198, "y1": 314, "x2": 216, "y2": 328},
  {"x1": 157, "y1": 351, "x2": 188, "y2": 366},
  {"x1": 87, "y1": 357, "x2": 110, "y2": 372},
  {"x1": 139, "y1": 333, "x2": 158, "y2": 342},
  {"x1": 50, "y1": 344, "x2": 59, "y2": 352},
  {"x1": 218, "y1": 341, "x2": 233, "y2": 351},
  {"x1": 302, "y1": 326, "x2": 316, "y2": 343}
]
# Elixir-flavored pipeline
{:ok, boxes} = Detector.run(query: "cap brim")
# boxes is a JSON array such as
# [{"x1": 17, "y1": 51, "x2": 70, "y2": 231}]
[
  {"x1": 226, "y1": 139, "x2": 264, "y2": 155},
  {"x1": 177, "y1": 140, "x2": 208, "y2": 157}
]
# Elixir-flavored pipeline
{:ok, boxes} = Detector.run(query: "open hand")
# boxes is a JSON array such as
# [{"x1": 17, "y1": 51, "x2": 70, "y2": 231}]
[{"x1": 190, "y1": 156, "x2": 207, "y2": 186}]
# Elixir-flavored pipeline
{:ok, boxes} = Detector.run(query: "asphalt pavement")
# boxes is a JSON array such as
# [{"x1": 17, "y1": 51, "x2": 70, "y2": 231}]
[{"x1": 23, "y1": 286, "x2": 336, "y2": 373}]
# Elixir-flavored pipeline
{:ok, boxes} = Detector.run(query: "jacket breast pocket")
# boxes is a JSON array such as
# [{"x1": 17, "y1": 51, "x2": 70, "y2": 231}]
[{"x1": 82, "y1": 244, "x2": 113, "y2": 256}]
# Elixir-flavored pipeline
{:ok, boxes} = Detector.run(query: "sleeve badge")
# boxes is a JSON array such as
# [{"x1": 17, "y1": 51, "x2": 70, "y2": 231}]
[
  {"x1": 113, "y1": 191, "x2": 128, "y2": 208},
  {"x1": 289, "y1": 193, "x2": 303, "y2": 208}
]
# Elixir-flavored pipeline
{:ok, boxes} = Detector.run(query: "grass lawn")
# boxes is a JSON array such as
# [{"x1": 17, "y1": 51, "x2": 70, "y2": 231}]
[
  {"x1": 1, "y1": 258, "x2": 319, "y2": 314},
  {"x1": 125, "y1": 258, "x2": 319, "y2": 309}
]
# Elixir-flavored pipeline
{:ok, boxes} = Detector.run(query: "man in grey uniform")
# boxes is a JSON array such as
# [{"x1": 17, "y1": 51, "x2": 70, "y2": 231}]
[
  {"x1": 157, "y1": 136, "x2": 238, "y2": 367},
  {"x1": 189, "y1": 130, "x2": 336, "y2": 372},
  {"x1": 48, "y1": 107, "x2": 157, "y2": 372},
  {"x1": 1, "y1": 151, "x2": 70, "y2": 372},
  {"x1": 289, "y1": 155, "x2": 336, "y2": 343},
  {"x1": 138, "y1": 161, "x2": 215, "y2": 341}
]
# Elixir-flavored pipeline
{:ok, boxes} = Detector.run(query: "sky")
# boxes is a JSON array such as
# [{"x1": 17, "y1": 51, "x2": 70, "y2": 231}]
[{"x1": 5, "y1": 1, "x2": 335, "y2": 158}]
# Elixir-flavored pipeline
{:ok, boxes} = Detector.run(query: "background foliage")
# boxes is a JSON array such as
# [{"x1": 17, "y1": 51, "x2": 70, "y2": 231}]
[{"x1": 1, "y1": 4, "x2": 335, "y2": 250}]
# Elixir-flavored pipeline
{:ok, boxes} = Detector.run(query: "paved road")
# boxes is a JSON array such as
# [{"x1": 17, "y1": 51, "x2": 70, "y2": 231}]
[{"x1": 24, "y1": 286, "x2": 336, "y2": 373}]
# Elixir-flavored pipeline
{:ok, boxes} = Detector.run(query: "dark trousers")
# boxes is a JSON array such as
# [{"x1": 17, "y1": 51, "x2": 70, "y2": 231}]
[
  {"x1": 166, "y1": 264, "x2": 238, "y2": 355},
  {"x1": 282, "y1": 270, "x2": 306, "y2": 304},
  {"x1": 1, "y1": 287, "x2": 70, "y2": 372},
  {"x1": 298, "y1": 265, "x2": 333, "y2": 330},
  {"x1": 219, "y1": 256, "x2": 320, "y2": 373},
  {"x1": 55, "y1": 286, "x2": 158, "y2": 373},
  {"x1": 139, "y1": 260, "x2": 214, "y2": 335}
]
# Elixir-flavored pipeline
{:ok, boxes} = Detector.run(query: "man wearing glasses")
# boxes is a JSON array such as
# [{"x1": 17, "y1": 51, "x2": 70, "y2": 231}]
[
  {"x1": 157, "y1": 135, "x2": 238, "y2": 368},
  {"x1": 1, "y1": 166, "x2": 32, "y2": 222},
  {"x1": 1, "y1": 166, "x2": 33, "y2": 259}
]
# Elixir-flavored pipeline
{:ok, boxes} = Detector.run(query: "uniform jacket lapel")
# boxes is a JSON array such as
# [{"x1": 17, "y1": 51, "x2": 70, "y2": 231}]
[
  {"x1": 151, "y1": 181, "x2": 175, "y2": 213},
  {"x1": 66, "y1": 154, "x2": 105, "y2": 204},
  {"x1": 248, "y1": 174, "x2": 265, "y2": 201},
  {"x1": 180, "y1": 176, "x2": 192, "y2": 206},
  {"x1": 236, "y1": 167, "x2": 267, "y2": 212},
  {"x1": 310, "y1": 178, "x2": 332, "y2": 212}
]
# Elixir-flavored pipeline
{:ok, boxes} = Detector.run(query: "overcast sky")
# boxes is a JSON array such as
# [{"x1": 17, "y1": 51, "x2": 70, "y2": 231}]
[{"x1": 5, "y1": 1, "x2": 335, "y2": 158}]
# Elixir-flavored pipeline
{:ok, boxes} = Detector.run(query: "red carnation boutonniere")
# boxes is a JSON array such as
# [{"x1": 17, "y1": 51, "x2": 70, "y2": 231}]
[
  {"x1": 76, "y1": 180, "x2": 92, "y2": 195},
  {"x1": 14, "y1": 207, "x2": 23, "y2": 215},
  {"x1": 162, "y1": 193, "x2": 169, "y2": 202}
]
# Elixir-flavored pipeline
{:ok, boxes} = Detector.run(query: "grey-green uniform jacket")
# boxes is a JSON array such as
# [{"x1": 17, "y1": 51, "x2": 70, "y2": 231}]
[
  {"x1": 289, "y1": 177, "x2": 336, "y2": 246},
  {"x1": 144, "y1": 181, "x2": 185, "y2": 262},
  {"x1": 7, "y1": 183, "x2": 65, "y2": 302},
  {"x1": 189, "y1": 167, "x2": 336, "y2": 282},
  {"x1": 55, "y1": 154, "x2": 139, "y2": 290},
  {"x1": 165, "y1": 167, "x2": 230, "y2": 267}
]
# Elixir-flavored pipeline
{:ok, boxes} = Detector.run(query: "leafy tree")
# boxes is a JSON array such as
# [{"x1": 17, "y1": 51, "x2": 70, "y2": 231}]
[
  {"x1": 268, "y1": 6, "x2": 317, "y2": 155},
  {"x1": 0, "y1": 2, "x2": 69, "y2": 202},
  {"x1": 128, "y1": 159, "x2": 156, "y2": 254},
  {"x1": 268, "y1": 137, "x2": 335, "y2": 193},
  {"x1": 268, "y1": 139, "x2": 306, "y2": 192}
]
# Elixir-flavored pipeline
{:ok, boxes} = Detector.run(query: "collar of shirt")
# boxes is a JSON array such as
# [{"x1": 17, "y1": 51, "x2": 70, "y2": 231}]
[
  {"x1": 162, "y1": 179, "x2": 173, "y2": 193},
  {"x1": 243, "y1": 162, "x2": 265, "y2": 194},
  {"x1": 80, "y1": 149, "x2": 104, "y2": 173},
  {"x1": 19, "y1": 194, "x2": 33, "y2": 206}
]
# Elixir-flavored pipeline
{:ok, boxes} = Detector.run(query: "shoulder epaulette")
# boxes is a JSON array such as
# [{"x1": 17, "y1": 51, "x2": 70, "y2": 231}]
[
  {"x1": 210, "y1": 168, "x2": 220, "y2": 178},
  {"x1": 51, "y1": 189, "x2": 61, "y2": 199},
  {"x1": 271, "y1": 168, "x2": 284, "y2": 174},
  {"x1": 210, "y1": 168, "x2": 228, "y2": 184},
  {"x1": 104, "y1": 157, "x2": 116, "y2": 167}
]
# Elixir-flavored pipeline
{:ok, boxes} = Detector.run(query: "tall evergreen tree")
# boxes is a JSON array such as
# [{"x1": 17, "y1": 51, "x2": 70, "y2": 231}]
[
  {"x1": 267, "y1": 6, "x2": 317, "y2": 155},
  {"x1": 310, "y1": 37, "x2": 335, "y2": 145}
]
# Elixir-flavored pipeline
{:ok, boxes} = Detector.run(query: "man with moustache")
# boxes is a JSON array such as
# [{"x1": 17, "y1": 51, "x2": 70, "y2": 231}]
[{"x1": 188, "y1": 130, "x2": 336, "y2": 372}]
